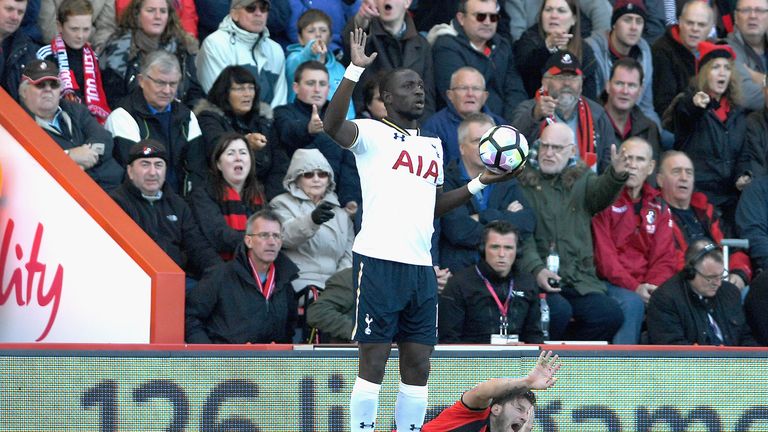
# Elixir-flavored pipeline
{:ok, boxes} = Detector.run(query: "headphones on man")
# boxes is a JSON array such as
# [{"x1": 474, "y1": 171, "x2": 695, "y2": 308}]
[{"x1": 683, "y1": 242, "x2": 720, "y2": 280}]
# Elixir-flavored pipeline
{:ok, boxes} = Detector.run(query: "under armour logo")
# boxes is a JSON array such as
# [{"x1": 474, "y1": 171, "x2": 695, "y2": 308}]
[
  {"x1": 410, "y1": 425, "x2": 423, "y2": 431},
  {"x1": 360, "y1": 422, "x2": 375, "y2": 429},
  {"x1": 394, "y1": 132, "x2": 406, "y2": 142},
  {"x1": 364, "y1": 314, "x2": 374, "y2": 335}
]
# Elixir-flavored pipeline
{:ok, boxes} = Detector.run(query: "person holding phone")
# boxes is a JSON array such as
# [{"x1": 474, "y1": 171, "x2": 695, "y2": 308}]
[{"x1": 18, "y1": 59, "x2": 124, "y2": 191}]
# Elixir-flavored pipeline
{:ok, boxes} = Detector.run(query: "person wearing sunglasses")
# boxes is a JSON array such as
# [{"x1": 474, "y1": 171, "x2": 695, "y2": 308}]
[
  {"x1": 197, "y1": 0, "x2": 288, "y2": 110},
  {"x1": 647, "y1": 240, "x2": 757, "y2": 346},
  {"x1": 19, "y1": 59, "x2": 124, "y2": 191},
  {"x1": 270, "y1": 149, "x2": 354, "y2": 318},
  {"x1": 100, "y1": 0, "x2": 204, "y2": 110},
  {"x1": 274, "y1": 60, "x2": 361, "y2": 217},
  {"x1": 432, "y1": 0, "x2": 527, "y2": 122}
]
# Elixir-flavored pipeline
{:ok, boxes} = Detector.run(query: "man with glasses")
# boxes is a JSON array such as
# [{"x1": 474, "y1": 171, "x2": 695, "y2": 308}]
[
  {"x1": 656, "y1": 151, "x2": 752, "y2": 291},
  {"x1": 727, "y1": 0, "x2": 768, "y2": 110},
  {"x1": 19, "y1": 59, "x2": 123, "y2": 191},
  {"x1": 647, "y1": 240, "x2": 757, "y2": 345},
  {"x1": 423, "y1": 67, "x2": 506, "y2": 166},
  {"x1": 196, "y1": 0, "x2": 287, "y2": 108},
  {"x1": 111, "y1": 140, "x2": 222, "y2": 288},
  {"x1": 511, "y1": 50, "x2": 615, "y2": 173},
  {"x1": 185, "y1": 209, "x2": 301, "y2": 344},
  {"x1": 432, "y1": 0, "x2": 526, "y2": 122},
  {"x1": 516, "y1": 122, "x2": 628, "y2": 342},
  {"x1": 106, "y1": 50, "x2": 206, "y2": 195}
]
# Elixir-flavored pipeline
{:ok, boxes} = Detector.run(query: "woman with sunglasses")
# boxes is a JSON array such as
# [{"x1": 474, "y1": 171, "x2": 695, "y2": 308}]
[
  {"x1": 100, "y1": 0, "x2": 204, "y2": 109},
  {"x1": 269, "y1": 148, "x2": 354, "y2": 303},
  {"x1": 195, "y1": 65, "x2": 289, "y2": 201},
  {"x1": 514, "y1": 0, "x2": 598, "y2": 100},
  {"x1": 196, "y1": 0, "x2": 287, "y2": 109},
  {"x1": 188, "y1": 132, "x2": 266, "y2": 260}
]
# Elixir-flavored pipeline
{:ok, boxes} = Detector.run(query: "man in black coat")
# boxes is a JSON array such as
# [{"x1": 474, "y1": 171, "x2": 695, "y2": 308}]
[
  {"x1": 647, "y1": 240, "x2": 757, "y2": 346},
  {"x1": 19, "y1": 59, "x2": 123, "y2": 191},
  {"x1": 0, "y1": 0, "x2": 39, "y2": 101},
  {"x1": 110, "y1": 140, "x2": 222, "y2": 278},
  {"x1": 439, "y1": 220, "x2": 544, "y2": 344},
  {"x1": 185, "y1": 209, "x2": 299, "y2": 344},
  {"x1": 651, "y1": 0, "x2": 714, "y2": 117}
]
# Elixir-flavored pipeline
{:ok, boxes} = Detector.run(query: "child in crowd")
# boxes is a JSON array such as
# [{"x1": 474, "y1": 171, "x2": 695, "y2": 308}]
[
  {"x1": 37, "y1": 0, "x2": 111, "y2": 124},
  {"x1": 285, "y1": 9, "x2": 353, "y2": 119}
]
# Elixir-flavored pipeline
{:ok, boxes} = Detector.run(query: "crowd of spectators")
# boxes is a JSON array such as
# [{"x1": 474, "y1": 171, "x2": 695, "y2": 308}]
[{"x1": 8, "y1": 0, "x2": 768, "y2": 345}]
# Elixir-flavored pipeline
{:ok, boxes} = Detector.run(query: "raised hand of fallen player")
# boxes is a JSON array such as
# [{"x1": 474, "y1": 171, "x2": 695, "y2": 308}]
[{"x1": 527, "y1": 350, "x2": 561, "y2": 390}]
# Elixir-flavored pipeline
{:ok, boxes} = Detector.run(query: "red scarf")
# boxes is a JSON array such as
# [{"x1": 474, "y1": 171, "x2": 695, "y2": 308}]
[
  {"x1": 51, "y1": 34, "x2": 111, "y2": 124},
  {"x1": 712, "y1": 97, "x2": 731, "y2": 123},
  {"x1": 248, "y1": 257, "x2": 276, "y2": 300},
  {"x1": 535, "y1": 88, "x2": 597, "y2": 170},
  {"x1": 221, "y1": 186, "x2": 263, "y2": 260}
]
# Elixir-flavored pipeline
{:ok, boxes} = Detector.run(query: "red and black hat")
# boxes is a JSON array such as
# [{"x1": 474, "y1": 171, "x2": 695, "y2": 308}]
[
  {"x1": 696, "y1": 40, "x2": 736, "y2": 73},
  {"x1": 544, "y1": 50, "x2": 582, "y2": 76},
  {"x1": 611, "y1": 0, "x2": 647, "y2": 26},
  {"x1": 127, "y1": 139, "x2": 169, "y2": 164}
]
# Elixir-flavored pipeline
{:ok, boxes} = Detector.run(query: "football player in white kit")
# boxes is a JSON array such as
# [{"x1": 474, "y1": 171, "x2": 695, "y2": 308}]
[{"x1": 323, "y1": 28, "x2": 525, "y2": 432}]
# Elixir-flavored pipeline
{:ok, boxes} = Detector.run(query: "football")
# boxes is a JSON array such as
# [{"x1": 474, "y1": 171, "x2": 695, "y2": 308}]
[{"x1": 478, "y1": 125, "x2": 529, "y2": 174}]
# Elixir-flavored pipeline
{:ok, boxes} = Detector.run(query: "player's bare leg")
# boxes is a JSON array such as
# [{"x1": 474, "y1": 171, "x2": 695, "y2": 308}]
[
  {"x1": 350, "y1": 343, "x2": 392, "y2": 431},
  {"x1": 394, "y1": 342, "x2": 433, "y2": 431}
]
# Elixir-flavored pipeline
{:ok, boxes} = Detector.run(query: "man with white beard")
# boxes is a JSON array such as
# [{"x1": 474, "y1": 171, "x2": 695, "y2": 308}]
[{"x1": 511, "y1": 50, "x2": 615, "y2": 173}]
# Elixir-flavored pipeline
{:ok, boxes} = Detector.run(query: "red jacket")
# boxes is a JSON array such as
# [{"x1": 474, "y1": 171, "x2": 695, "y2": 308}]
[
  {"x1": 593, "y1": 183, "x2": 677, "y2": 289},
  {"x1": 668, "y1": 191, "x2": 752, "y2": 282}
]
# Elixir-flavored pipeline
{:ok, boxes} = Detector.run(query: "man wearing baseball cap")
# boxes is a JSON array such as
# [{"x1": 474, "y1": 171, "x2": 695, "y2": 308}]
[
  {"x1": 19, "y1": 59, "x2": 124, "y2": 191},
  {"x1": 586, "y1": 0, "x2": 660, "y2": 128},
  {"x1": 196, "y1": 0, "x2": 287, "y2": 107},
  {"x1": 511, "y1": 50, "x2": 615, "y2": 173},
  {"x1": 110, "y1": 139, "x2": 222, "y2": 282}
]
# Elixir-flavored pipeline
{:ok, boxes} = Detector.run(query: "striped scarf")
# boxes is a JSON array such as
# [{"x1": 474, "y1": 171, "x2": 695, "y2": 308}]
[
  {"x1": 51, "y1": 34, "x2": 111, "y2": 124},
  {"x1": 535, "y1": 88, "x2": 597, "y2": 170},
  {"x1": 220, "y1": 186, "x2": 263, "y2": 260}
]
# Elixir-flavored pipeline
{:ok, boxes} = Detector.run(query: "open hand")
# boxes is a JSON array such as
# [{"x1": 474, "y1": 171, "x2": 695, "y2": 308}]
[
  {"x1": 527, "y1": 351, "x2": 561, "y2": 390},
  {"x1": 349, "y1": 28, "x2": 377, "y2": 68}
]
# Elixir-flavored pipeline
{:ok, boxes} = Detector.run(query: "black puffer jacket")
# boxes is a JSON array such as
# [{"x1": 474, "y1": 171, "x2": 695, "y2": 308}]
[
  {"x1": 185, "y1": 246, "x2": 299, "y2": 344},
  {"x1": 110, "y1": 180, "x2": 221, "y2": 273},
  {"x1": 647, "y1": 273, "x2": 757, "y2": 346},
  {"x1": 438, "y1": 260, "x2": 543, "y2": 344}
]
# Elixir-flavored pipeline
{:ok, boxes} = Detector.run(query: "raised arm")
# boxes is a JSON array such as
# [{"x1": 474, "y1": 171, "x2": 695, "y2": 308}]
[
  {"x1": 462, "y1": 351, "x2": 561, "y2": 409},
  {"x1": 323, "y1": 28, "x2": 377, "y2": 148}
]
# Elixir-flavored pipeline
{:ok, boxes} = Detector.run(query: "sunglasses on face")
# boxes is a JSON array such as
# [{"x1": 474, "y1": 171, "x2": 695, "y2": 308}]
[
  {"x1": 34, "y1": 80, "x2": 61, "y2": 90},
  {"x1": 471, "y1": 12, "x2": 499, "y2": 23},
  {"x1": 244, "y1": 2, "x2": 269, "y2": 13},
  {"x1": 301, "y1": 170, "x2": 329, "y2": 179}
]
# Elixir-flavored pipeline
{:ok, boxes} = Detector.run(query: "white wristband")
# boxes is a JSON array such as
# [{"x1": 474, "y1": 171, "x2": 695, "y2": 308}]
[
  {"x1": 344, "y1": 64, "x2": 365, "y2": 82},
  {"x1": 467, "y1": 175, "x2": 487, "y2": 195}
]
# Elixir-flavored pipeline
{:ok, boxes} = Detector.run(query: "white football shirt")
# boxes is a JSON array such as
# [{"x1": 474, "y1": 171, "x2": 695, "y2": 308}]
[{"x1": 349, "y1": 118, "x2": 444, "y2": 266}]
